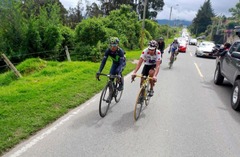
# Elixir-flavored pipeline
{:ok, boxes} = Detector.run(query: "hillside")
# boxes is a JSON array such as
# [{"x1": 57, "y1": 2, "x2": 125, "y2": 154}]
[{"x1": 157, "y1": 19, "x2": 192, "y2": 27}]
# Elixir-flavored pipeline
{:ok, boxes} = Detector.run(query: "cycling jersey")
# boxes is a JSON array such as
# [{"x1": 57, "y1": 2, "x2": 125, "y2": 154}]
[
  {"x1": 170, "y1": 42, "x2": 179, "y2": 53},
  {"x1": 98, "y1": 48, "x2": 126, "y2": 75},
  {"x1": 140, "y1": 48, "x2": 161, "y2": 65}
]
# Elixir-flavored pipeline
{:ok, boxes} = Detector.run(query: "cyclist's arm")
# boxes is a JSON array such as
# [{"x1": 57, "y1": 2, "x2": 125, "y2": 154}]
[
  {"x1": 154, "y1": 52, "x2": 161, "y2": 77},
  {"x1": 133, "y1": 58, "x2": 144, "y2": 74},
  {"x1": 154, "y1": 60, "x2": 161, "y2": 77},
  {"x1": 98, "y1": 50, "x2": 109, "y2": 73}
]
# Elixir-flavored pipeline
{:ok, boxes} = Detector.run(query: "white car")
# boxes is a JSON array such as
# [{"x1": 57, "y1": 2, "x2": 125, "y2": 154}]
[
  {"x1": 189, "y1": 38, "x2": 197, "y2": 45},
  {"x1": 195, "y1": 41, "x2": 216, "y2": 58}
]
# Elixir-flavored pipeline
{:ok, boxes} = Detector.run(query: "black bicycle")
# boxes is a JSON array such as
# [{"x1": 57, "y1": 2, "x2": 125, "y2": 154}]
[{"x1": 97, "y1": 73, "x2": 123, "y2": 117}]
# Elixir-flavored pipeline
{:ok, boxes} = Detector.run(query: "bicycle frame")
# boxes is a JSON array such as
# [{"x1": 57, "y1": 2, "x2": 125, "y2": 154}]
[
  {"x1": 98, "y1": 73, "x2": 123, "y2": 117},
  {"x1": 132, "y1": 74, "x2": 152, "y2": 121}
]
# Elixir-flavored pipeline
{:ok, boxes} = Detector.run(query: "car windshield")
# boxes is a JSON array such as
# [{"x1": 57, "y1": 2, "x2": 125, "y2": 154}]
[{"x1": 200, "y1": 42, "x2": 214, "y2": 47}]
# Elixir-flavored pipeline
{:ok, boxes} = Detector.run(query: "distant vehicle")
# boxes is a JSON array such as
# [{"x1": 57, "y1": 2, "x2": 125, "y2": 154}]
[
  {"x1": 214, "y1": 39, "x2": 240, "y2": 111},
  {"x1": 196, "y1": 35, "x2": 206, "y2": 40},
  {"x1": 189, "y1": 38, "x2": 197, "y2": 45},
  {"x1": 195, "y1": 41, "x2": 215, "y2": 58},
  {"x1": 177, "y1": 37, "x2": 187, "y2": 53}
]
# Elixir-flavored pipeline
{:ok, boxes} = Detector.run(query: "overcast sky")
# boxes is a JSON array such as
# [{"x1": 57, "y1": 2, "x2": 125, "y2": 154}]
[{"x1": 60, "y1": 0, "x2": 239, "y2": 21}]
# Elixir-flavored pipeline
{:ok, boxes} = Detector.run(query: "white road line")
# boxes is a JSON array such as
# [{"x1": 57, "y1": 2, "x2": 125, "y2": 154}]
[
  {"x1": 9, "y1": 70, "x2": 136, "y2": 157},
  {"x1": 194, "y1": 62, "x2": 204, "y2": 78},
  {"x1": 9, "y1": 101, "x2": 92, "y2": 157},
  {"x1": 189, "y1": 52, "x2": 193, "y2": 56}
]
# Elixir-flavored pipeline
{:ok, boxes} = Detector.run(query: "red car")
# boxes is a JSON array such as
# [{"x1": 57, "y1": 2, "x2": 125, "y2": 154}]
[{"x1": 178, "y1": 38, "x2": 187, "y2": 53}]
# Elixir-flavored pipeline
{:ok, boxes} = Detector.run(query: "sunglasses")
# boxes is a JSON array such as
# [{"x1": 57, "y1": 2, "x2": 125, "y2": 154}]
[{"x1": 110, "y1": 44, "x2": 118, "y2": 47}]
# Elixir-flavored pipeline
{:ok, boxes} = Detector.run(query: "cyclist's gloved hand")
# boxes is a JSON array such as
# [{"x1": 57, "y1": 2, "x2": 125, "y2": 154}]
[
  {"x1": 96, "y1": 72, "x2": 100, "y2": 80},
  {"x1": 131, "y1": 73, "x2": 136, "y2": 82},
  {"x1": 168, "y1": 51, "x2": 170, "y2": 53}
]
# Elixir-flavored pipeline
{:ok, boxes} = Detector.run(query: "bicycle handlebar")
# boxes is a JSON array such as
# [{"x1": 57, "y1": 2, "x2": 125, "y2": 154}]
[
  {"x1": 131, "y1": 74, "x2": 153, "y2": 82},
  {"x1": 97, "y1": 73, "x2": 121, "y2": 81}
]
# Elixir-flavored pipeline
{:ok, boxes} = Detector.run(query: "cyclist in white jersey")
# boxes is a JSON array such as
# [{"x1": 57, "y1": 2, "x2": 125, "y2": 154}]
[{"x1": 132, "y1": 40, "x2": 161, "y2": 97}]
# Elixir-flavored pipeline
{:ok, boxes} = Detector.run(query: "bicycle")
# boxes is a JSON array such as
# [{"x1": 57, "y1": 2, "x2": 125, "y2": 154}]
[
  {"x1": 132, "y1": 75, "x2": 152, "y2": 121},
  {"x1": 97, "y1": 73, "x2": 123, "y2": 117},
  {"x1": 168, "y1": 50, "x2": 179, "y2": 69}
]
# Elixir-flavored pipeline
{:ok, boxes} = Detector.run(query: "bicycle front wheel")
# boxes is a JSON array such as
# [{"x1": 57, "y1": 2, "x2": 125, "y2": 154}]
[
  {"x1": 114, "y1": 82, "x2": 123, "y2": 103},
  {"x1": 134, "y1": 87, "x2": 144, "y2": 121},
  {"x1": 99, "y1": 84, "x2": 112, "y2": 117},
  {"x1": 145, "y1": 83, "x2": 151, "y2": 106}
]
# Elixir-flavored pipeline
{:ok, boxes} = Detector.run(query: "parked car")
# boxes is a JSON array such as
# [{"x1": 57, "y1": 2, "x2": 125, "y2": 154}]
[
  {"x1": 214, "y1": 40, "x2": 240, "y2": 111},
  {"x1": 177, "y1": 37, "x2": 187, "y2": 53},
  {"x1": 189, "y1": 38, "x2": 197, "y2": 45},
  {"x1": 195, "y1": 41, "x2": 215, "y2": 57}
]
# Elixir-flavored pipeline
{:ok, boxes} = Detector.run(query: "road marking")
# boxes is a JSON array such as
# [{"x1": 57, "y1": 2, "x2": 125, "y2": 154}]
[
  {"x1": 9, "y1": 101, "x2": 93, "y2": 157},
  {"x1": 189, "y1": 52, "x2": 193, "y2": 56},
  {"x1": 194, "y1": 62, "x2": 204, "y2": 78}
]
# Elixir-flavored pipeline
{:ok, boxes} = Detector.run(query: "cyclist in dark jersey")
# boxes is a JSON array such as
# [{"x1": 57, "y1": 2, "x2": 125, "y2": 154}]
[{"x1": 96, "y1": 37, "x2": 126, "y2": 91}]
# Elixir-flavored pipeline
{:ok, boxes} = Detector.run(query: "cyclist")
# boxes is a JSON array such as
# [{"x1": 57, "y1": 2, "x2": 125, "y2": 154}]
[
  {"x1": 96, "y1": 37, "x2": 126, "y2": 91},
  {"x1": 168, "y1": 38, "x2": 180, "y2": 63},
  {"x1": 132, "y1": 40, "x2": 161, "y2": 97},
  {"x1": 157, "y1": 37, "x2": 165, "y2": 58}
]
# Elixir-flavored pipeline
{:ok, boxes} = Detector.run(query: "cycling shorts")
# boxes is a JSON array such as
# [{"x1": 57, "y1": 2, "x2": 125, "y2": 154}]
[{"x1": 141, "y1": 64, "x2": 156, "y2": 77}]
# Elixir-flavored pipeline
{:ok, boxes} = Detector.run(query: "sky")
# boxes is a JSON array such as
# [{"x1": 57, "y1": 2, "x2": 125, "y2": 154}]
[{"x1": 60, "y1": 0, "x2": 239, "y2": 21}]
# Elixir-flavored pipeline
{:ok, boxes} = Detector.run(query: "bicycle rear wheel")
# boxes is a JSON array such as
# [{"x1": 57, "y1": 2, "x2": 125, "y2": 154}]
[
  {"x1": 134, "y1": 87, "x2": 144, "y2": 121},
  {"x1": 114, "y1": 81, "x2": 123, "y2": 103},
  {"x1": 99, "y1": 83, "x2": 112, "y2": 117}
]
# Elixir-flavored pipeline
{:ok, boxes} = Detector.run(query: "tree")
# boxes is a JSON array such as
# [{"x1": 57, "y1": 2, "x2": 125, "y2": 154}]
[
  {"x1": 98, "y1": 0, "x2": 164, "y2": 19},
  {"x1": 65, "y1": 1, "x2": 84, "y2": 29},
  {"x1": 229, "y1": 2, "x2": 240, "y2": 23},
  {"x1": 85, "y1": 2, "x2": 103, "y2": 18},
  {"x1": 190, "y1": 0, "x2": 215, "y2": 36}
]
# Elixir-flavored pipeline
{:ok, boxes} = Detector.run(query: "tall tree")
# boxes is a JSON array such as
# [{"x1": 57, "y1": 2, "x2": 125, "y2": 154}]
[
  {"x1": 190, "y1": 0, "x2": 215, "y2": 35},
  {"x1": 65, "y1": 1, "x2": 84, "y2": 28},
  {"x1": 85, "y1": 2, "x2": 103, "y2": 18},
  {"x1": 229, "y1": 2, "x2": 240, "y2": 23},
  {"x1": 98, "y1": 0, "x2": 164, "y2": 19}
]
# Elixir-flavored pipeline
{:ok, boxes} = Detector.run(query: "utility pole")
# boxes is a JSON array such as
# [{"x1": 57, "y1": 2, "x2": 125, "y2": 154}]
[{"x1": 140, "y1": 0, "x2": 148, "y2": 49}]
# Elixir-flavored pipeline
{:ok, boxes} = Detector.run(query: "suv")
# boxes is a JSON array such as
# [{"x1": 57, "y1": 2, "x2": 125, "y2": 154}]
[{"x1": 214, "y1": 40, "x2": 240, "y2": 111}]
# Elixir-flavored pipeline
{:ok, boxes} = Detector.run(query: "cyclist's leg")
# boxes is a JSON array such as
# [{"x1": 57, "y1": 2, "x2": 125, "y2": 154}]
[
  {"x1": 108, "y1": 64, "x2": 118, "y2": 99},
  {"x1": 141, "y1": 65, "x2": 149, "y2": 87},
  {"x1": 147, "y1": 65, "x2": 155, "y2": 96}
]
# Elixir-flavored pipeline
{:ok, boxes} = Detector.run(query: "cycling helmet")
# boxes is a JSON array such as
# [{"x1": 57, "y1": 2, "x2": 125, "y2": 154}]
[
  {"x1": 159, "y1": 37, "x2": 164, "y2": 40},
  {"x1": 148, "y1": 40, "x2": 158, "y2": 50},
  {"x1": 109, "y1": 37, "x2": 119, "y2": 46},
  {"x1": 174, "y1": 38, "x2": 178, "y2": 41}
]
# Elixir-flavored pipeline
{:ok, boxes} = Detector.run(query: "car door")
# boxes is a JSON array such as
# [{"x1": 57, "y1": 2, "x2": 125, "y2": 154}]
[{"x1": 222, "y1": 41, "x2": 240, "y2": 83}]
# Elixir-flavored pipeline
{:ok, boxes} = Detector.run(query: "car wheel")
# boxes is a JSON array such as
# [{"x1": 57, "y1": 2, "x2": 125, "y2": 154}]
[
  {"x1": 214, "y1": 64, "x2": 224, "y2": 85},
  {"x1": 231, "y1": 80, "x2": 240, "y2": 111}
]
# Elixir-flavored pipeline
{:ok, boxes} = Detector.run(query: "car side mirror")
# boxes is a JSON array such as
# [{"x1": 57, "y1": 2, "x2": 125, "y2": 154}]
[{"x1": 231, "y1": 51, "x2": 240, "y2": 59}]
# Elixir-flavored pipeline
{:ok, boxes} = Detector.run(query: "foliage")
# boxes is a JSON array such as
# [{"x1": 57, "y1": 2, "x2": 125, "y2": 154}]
[
  {"x1": 189, "y1": 0, "x2": 215, "y2": 36},
  {"x1": 229, "y1": 2, "x2": 240, "y2": 23},
  {"x1": 0, "y1": 51, "x2": 139, "y2": 155},
  {"x1": 0, "y1": 0, "x2": 27, "y2": 62},
  {"x1": 65, "y1": 1, "x2": 84, "y2": 29},
  {"x1": 106, "y1": 5, "x2": 141, "y2": 49},
  {"x1": 98, "y1": 0, "x2": 164, "y2": 19}
]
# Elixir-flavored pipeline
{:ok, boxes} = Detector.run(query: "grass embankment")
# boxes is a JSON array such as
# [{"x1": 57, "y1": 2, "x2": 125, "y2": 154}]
[{"x1": 0, "y1": 50, "x2": 141, "y2": 155}]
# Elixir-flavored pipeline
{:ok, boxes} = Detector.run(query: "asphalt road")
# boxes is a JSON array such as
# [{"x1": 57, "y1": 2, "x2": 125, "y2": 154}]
[{"x1": 4, "y1": 45, "x2": 240, "y2": 157}]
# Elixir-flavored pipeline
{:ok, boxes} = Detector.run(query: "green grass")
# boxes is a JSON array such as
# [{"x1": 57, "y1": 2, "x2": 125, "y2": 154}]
[{"x1": 0, "y1": 50, "x2": 141, "y2": 155}]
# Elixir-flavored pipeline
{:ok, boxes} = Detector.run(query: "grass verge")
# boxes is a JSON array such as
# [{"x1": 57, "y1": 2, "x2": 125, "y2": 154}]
[{"x1": 0, "y1": 50, "x2": 141, "y2": 155}]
